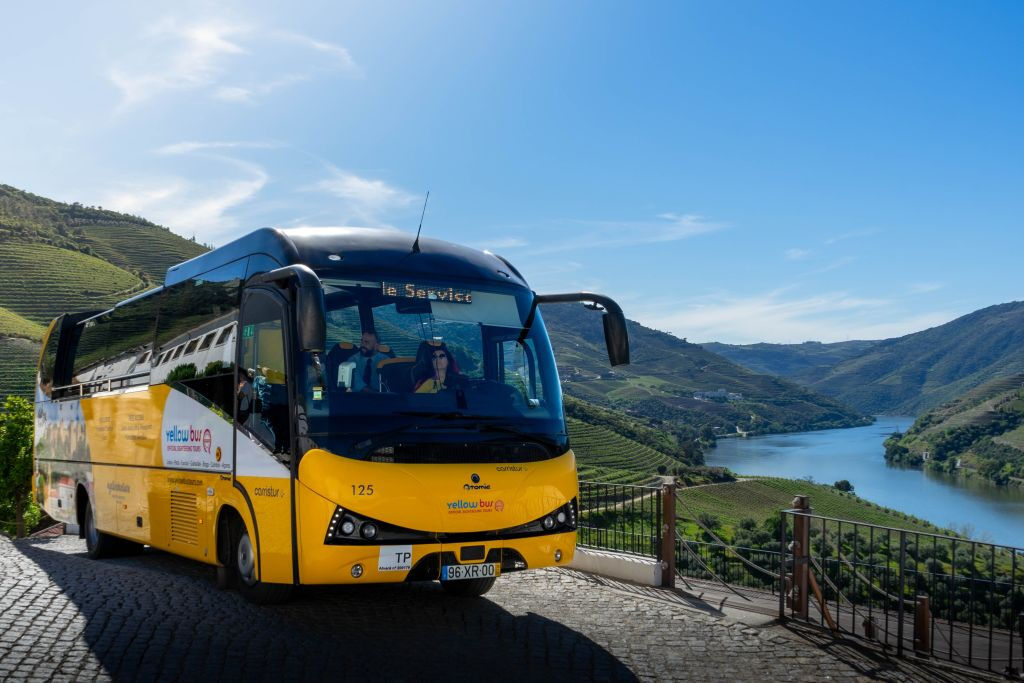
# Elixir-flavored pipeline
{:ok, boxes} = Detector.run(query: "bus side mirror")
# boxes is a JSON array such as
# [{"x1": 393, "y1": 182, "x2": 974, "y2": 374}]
[
  {"x1": 253, "y1": 265, "x2": 326, "y2": 352},
  {"x1": 296, "y1": 284, "x2": 326, "y2": 353},
  {"x1": 533, "y1": 292, "x2": 631, "y2": 367},
  {"x1": 602, "y1": 308, "x2": 630, "y2": 367}
]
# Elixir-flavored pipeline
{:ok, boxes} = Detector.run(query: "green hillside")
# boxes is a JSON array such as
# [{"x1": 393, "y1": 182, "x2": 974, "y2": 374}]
[
  {"x1": 0, "y1": 242, "x2": 144, "y2": 324},
  {"x1": 542, "y1": 303, "x2": 871, "y2": 438},
  {"x1": 77, "y1": 223, "x2": 208, "y2": 282},
  {"x1": 568, "y1": 417, "x2": 675, "y2": 474},
  {"x1": 0, "y1": 338, "x2": 38, "y2": 400},
  {"x1": 707, "y1": 302, "x2": 1024, "y2": 416},
  {"x1": 0, "y1": 307, "x2": 46, "y2": 340},
  {"x1": 884, "y1": 374, "x2": 1024, "y2": 486},
  {"x1": 702, "y1": 339, "x2": 880, "y2": 385},
  {"x1": 0, "y1": 183, "x2": 208, "y2": 399}
]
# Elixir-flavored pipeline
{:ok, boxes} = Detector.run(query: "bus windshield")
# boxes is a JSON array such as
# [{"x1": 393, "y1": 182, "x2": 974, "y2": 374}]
[{"x1": 300, "y1": 276, "x2": 566, "y2": 462}]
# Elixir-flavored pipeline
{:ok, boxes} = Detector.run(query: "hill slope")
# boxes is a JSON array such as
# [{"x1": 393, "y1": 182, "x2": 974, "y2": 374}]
[
  {"x1": 883, "y1": 373, "x2": 1024, "y2": 486},
  {"x1": 0, "y1": 183, "x2": 207, "y2": 399},
  {"x1": 542, "y1": 303, "x2": 870, "y2": 437},
  {"x1": 705, "y1": 302, "x2": 1024, "y2": 416},
  {"x1": 702, "y1": 340, "x2": 880, "y2": 385}
]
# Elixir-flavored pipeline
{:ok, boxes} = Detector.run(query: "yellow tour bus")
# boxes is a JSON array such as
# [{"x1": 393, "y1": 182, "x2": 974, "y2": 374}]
[{"x1": 33, "y1": 227, "x2": 629, "y2": 603}]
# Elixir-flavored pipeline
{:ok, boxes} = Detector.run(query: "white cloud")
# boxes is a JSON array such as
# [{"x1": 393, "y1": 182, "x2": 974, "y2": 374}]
[
  {"x1": 785, "y1": 248, "x2": 810, "y2": 260},
  {"x1": 800, "y1": 256, "x2": 856, "y2": 276},
  {"x1": 273, "y1": 31, "x2": 360, "y2": 74},
  {"x1": 310, "y1": 167, "x2": 417, "y2": 224},
  {"x1": 155, "y1": 140, "x2": 282, "y2": 155},
  {"x1": 101, "y1": 160, "x2": 268, "y2": 241},
  {"x1": 108, "y1": 20, "x2": 358, "y2": 108},
  {"x1": 908, "y1": 282, "x2": 943, "y2": 294},
  {"x1": 473, "y1": 237, "x2": 529, "y2": 250},
  {"x1": 213, "y1": 74, "x2": 311, "y2": 104},
  {"x1": 531, "y1": 213, "x2": 724, "y2": 255},
  {"x1": 633, "y1": 288, "x2": 956, "y2": 344},
  {"x1": 109, "y1": 19, "x2": 249, "y2": 108},
  {"x1": 823, "y1": 228, "x2": 878, "y2": 245}
]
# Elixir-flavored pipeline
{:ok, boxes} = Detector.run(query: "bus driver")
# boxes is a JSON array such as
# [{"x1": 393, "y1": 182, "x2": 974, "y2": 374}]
[{"x1": 328, "y1": 329, "x2": 394, "y2": 392}]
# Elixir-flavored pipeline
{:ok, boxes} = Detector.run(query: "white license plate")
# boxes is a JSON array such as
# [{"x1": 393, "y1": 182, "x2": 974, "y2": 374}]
[{"x1": 441, "y1": 562, "x2": 500, "y2": 581}]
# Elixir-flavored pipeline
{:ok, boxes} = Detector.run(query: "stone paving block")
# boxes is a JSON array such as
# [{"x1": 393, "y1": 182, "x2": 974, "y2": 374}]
[{"x1": 0, "y1": 535, "x2": 1002, "y2": 682}]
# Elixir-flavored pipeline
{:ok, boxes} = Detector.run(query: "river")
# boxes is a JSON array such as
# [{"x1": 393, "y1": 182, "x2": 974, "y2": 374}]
[{"x1": 705, "y1": 416, "x2": 1024, "y2": 548}]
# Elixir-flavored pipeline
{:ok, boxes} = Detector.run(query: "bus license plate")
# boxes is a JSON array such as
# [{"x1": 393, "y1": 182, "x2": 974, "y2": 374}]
[{"x1": 441, "y1": 563, "x2": 499, "y2": 581}]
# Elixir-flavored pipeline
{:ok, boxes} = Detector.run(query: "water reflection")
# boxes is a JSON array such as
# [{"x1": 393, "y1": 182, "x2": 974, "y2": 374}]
[{"x1": 706, "y1": 416, "x2": 1024, "y2": 547}]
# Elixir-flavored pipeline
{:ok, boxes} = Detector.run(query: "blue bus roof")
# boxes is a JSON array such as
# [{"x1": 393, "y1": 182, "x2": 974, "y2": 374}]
[{"x1": 164, "y1": 227, "x2": 528, "y2": 289}]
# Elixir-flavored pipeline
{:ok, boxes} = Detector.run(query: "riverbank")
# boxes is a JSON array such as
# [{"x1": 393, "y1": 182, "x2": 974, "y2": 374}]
[{"x1": 704, "y1": 417, "x2": 1024, "y2": 547}]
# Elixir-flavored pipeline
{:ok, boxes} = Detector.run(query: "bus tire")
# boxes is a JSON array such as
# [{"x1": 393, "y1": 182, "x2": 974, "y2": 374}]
[
  {"x1": 441, "y1": 576, "x2": 497, "y2": 597},
  {"x1": 83, "y1": 498, "x2": 119, "y2": 560},
  {"x1": 231, "y1": 518, "x2": 292, "y2": 605}
]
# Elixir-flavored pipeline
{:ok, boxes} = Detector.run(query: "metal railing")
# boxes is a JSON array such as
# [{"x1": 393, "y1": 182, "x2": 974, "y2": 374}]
[
  {"x1": 782, "y1": 500, "x2": 1024, "y2": 677},
  {"x1": 676, "y1": 539, "x2": 781, "y2": 593},
  {"x1": 577, "y1": 481, "x2": 1024, "y2": 677},
  {"x1": 577, "y1": 480, "x2": 662, "y2": 558}
]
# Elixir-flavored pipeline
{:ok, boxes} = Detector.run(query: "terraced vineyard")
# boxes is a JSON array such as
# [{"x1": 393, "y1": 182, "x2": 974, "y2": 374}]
[
  {"x1": 0, "y1": 337, "x2": 39, "y2": 400},
  {"x1": 567, "y1": 417, "x2": 676, "y2": 476},
  {"x1": 78, "y1": 224, "x2": 207, "y2": 282},
  {"x1": 677, "y1": 477, "x2": 943, "y2": 534},
  {"x1": 576, "y1": 464, "x2": 659, "y2": 487},
  {"x1": 0, "y1": 243, "x2": 143, "y2": 325}
]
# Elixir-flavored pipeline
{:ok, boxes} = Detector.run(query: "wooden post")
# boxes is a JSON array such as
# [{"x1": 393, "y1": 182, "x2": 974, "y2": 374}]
[
  {"x1": 791, "y1": 494, "x2": 811, "y2": 620},
  {"x1": 914, "y1": 595, "x2": 931, "y2": 655},
  {"x1": 661, "y1": 482, "x2": 676, "y2": 588}
]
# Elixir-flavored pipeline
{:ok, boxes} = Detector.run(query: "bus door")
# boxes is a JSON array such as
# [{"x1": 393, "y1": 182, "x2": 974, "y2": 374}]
[{"x1": 234, "y1": 286, "x2": 296, "y2": 584}]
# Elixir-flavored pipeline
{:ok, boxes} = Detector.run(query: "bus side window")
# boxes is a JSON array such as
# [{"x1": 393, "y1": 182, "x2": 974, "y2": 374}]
[
  {"x1": 238, "y1": 292, "x2": 290, "y2": 457},
  {"x1": 499, "y1": 340, "x2": 536, "y2": 401}
]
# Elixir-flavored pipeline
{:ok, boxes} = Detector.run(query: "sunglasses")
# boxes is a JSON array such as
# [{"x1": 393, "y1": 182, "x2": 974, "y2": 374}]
[{"x1": 431, "y1": 353, "x2": 448, "y2": 360}]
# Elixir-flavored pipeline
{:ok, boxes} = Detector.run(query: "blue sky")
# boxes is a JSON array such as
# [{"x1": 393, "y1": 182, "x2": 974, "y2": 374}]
[{"x1": 1, "y1": 1, "x2": 1021, "y2": 343}]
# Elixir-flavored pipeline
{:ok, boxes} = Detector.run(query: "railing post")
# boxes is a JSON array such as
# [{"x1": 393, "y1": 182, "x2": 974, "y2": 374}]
[
  {"x1": 791, "y1": 495, "x2": 811, "y2": 620},
  {"x1": 660, "y1": 482, "x2": 676, "y2": 588},
  {"x1": 779, "y1": 511, "x2": 787, "y2": 621},
  {"x1": 914, "y1": 595, "x2": 931, "y2": 656},
  {"x1": 897, "y1": 530, "x2": 907, "y2": 657}
]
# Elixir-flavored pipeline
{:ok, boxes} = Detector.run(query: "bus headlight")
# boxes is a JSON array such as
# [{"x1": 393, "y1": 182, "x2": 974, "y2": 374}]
[
  {"x1": 542, "y1": 515, "x2": 555, "y2": 530},
  {"x1": 360, "y1": 522, "x2": 379, "y2": 540},
  {"x1": 340, "y1": 519, "x2": 356, "y2": 536}
]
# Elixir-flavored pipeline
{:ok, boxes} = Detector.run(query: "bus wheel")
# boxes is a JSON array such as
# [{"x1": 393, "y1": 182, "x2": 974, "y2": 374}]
[
  {"x1": 231, "y1": 518, "x2": 292, "y2": 605},
  {"x1": 441, "y1": 576, "x2": 497, "y2": 597},
  {"x1": 83, "y1": 499, "x2": 118, "y2": 560}
]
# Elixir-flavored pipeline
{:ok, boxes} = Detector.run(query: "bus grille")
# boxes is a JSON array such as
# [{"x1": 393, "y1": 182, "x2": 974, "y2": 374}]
[{"x1": 169, "y1": 491, "x2": 199, "y2": 545}]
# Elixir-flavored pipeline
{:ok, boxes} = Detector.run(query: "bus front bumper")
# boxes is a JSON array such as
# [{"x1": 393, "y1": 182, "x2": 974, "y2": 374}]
[{"x1": 298, "y1": 532, "x2": 576, "y2": 585}]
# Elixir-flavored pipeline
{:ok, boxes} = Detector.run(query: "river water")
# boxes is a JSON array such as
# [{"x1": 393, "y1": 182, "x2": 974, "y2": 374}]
[{"x1": 705, "y1": 416, "x2": 1024, "y2": 548}]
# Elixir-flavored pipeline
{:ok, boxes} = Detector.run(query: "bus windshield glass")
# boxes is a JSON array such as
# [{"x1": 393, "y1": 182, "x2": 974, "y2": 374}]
[{"x1": 300, "y1": 277, "x2": 566, "y2": 462}]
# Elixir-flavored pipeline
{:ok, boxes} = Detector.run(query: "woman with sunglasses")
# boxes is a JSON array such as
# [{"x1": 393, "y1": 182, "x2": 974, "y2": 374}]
[{"x1": 412, "y1": 341, "x2": 463, "y2": 393}]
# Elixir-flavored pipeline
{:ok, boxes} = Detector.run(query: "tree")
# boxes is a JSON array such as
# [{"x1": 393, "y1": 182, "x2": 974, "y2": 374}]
[
  {"x1": 0, "y1": 396, "x2": 34, "y2": 538},
  {"x1": 833, "y1": 479, "x2": 854, "y2": 493}
]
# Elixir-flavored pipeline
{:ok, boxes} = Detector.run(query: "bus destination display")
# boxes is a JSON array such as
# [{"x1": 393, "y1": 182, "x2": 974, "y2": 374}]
[{"x1": 381, "y1": 282, "x2": 473, "y2": 304}]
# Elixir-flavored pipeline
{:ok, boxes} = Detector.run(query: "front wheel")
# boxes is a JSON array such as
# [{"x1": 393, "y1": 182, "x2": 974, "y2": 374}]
[
  {"x1": 83, "y1": 498, "x2": 119, "y2": 559},
  {"x1": 441, "y1": 576, "x2": 497, "y2": 597},
  {"x1": 232, "y1": 518, "x2": 292, "y2": 604}
]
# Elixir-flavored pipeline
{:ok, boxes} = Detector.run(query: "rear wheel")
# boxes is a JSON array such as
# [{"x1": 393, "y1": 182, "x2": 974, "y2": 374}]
[
  {"x1": 231, "y1": 518, "x2": 292, "y2": 604},
  {"x1": 441, "y1": 576, "x2": 497, "y2": 597}
]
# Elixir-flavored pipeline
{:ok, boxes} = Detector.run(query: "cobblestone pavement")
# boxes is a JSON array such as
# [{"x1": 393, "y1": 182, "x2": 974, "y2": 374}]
[{"x1": 0, "y1": 535, "x2": 999, "y2": 681}]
